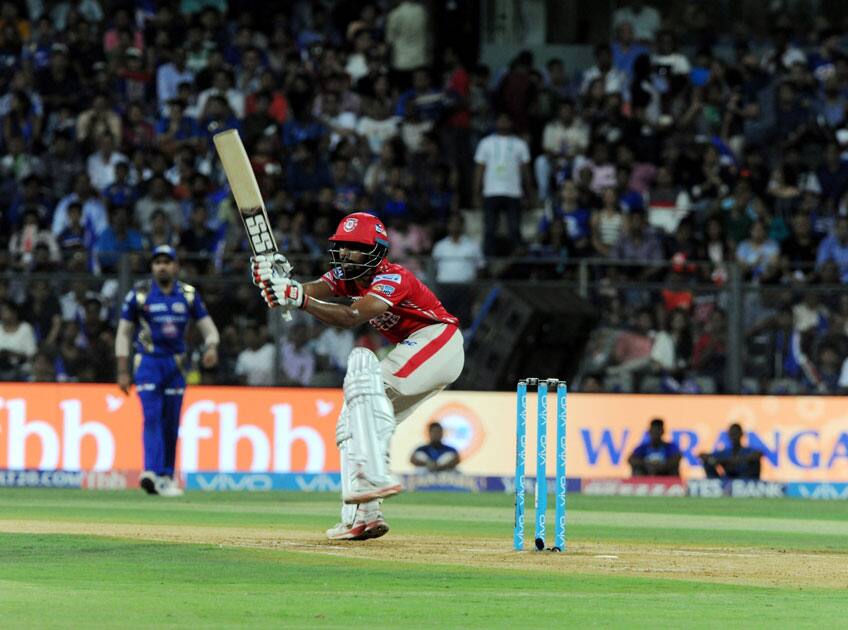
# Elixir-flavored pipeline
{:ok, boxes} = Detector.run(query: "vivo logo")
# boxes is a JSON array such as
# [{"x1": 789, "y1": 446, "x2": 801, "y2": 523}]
[{"x1": 194, "y1": 473, "x2": 273, "y2": 491}]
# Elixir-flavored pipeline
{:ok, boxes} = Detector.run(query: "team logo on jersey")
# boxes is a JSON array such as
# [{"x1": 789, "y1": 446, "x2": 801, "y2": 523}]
[
  {"x1": 372, "y1": 283, "x2": 395, "y2": 296},
  {"x1": 171, "y1": 302, "x2": 186, "y2": 314},
  {"x1": 343, "y1": 217, "x2": 358, "y2": 232},
  {"x1": 374, "y1": 273, "x2": 401, "y2": 283}
]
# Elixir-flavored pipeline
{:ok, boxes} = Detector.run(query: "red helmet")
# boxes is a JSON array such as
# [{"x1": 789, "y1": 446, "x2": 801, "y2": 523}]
[
  {"x1": 328, "y1": 212, "x2": 389, "y2": 280},
  {"x1": 330, "y1": 212, "x2": 390, "y2": 249}
]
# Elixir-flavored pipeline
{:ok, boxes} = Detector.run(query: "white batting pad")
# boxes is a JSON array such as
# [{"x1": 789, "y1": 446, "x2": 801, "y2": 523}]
[{"x1": 343, "y1": 348, "x2": 397, "y2": 488}]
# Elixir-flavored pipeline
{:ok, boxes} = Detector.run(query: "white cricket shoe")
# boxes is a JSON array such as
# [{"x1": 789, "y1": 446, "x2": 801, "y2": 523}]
[
  {"x1": 343, "y1": 477, "x2": 402, "y2": 505},
  {"x1": 326, "y1": 511, "x2": 389, "y2": 541},
  {"x1": 140, "y1": 471, "x2": 158, "y2": 495},
  {"x1": 155, "y1": 476, "x2": 184, "y2": 498}
]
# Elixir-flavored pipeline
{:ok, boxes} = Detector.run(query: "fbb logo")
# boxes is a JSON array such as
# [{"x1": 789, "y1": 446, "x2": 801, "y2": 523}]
[{"x1": 427, "y1": 403, "x2": 485, "y2": 460}]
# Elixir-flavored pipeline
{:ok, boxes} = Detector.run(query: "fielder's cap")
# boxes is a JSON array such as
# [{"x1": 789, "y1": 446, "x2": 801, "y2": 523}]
[{"x1": 151, "y1": 245, "x2": 177, "y2": 261}]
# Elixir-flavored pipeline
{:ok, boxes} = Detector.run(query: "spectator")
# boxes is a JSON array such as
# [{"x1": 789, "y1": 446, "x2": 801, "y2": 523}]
[
  {"x1": 612, "y1": 210, "x2": 664, "y2": 272},
  {"x1": 736, "y1": 220, "x2": 780, "y2": 281},
  {"x1": 535, "y1": 99, "x2": 590, "y2": 201},
  {"x1": 234, "y1": 325, "x2": 275, "y2": 386},
  {"x1": 76, "y1": 93, "x2": 122, "y2": 146},
  {"x1": 410, "y1": 422, "x2": 460, "y2": 472},
  {"x1": 628, "y1": 418, "x2": 682, "y2": 476},
  {"x1": 51, "y1": 174, "x2": 108, "y2": 238},
  {"x1": 156, "y1": 48, "x2": 194, "y2": 110},
  {"x1": 612, "y1": 1, "x2": 661, "y2": 43},
  {"x1": 356, "y1": 96, "x2": 400, "y2": 157},
  {"x1": 8, "y1": 209, "x2": 61, "y2": 270},
  {"x1": 473, "y1": 112, "x2": 533, "y2": 255},
  {"x1": 431, "y1": 214, "x2": 484, "y2": 283},
  {"x1": 280, "y1": 324, "x2": 315, "y2": 386},
  {"x1": 611, "y1": 22, "x2": 650, "y2": 82},
  {"x1": 86, "y1": 133, "x2": 128, "y2": 192},
  {"x1": 699, "y1": 423, "x2": 763, "y2": 480},
  {"x1": 385, "y1": 0, "x2": 429, "y2": 89},
  {"x1": 816, "y1": 215, "x2": 848, "y2": 282},
  {"x1": 135, "y1": 175, "x2": 183, "y2": 232},
  {"x1": 94, "y1": 205, "x2": 145, "y2": 273},
  {"x1": 0, "y1": 300, "x2": 37, "y2": 379},
  {"x1": 581, "y1": 44, "x2": 626, "y2": 96}
]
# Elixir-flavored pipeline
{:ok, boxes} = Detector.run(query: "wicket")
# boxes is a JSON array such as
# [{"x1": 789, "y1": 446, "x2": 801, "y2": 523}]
[{"x1": 513, "y1": 378, "x2": 567, "y2": 552}]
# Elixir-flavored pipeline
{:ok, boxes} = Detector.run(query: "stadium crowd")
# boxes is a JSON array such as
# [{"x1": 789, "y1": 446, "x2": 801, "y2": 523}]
[{"x1": 2, "y1": 0, "x2": 848, "y2": 393}]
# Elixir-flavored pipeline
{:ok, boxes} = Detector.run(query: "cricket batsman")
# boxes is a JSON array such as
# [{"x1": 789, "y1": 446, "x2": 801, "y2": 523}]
[
  {"x1": 252, "y1": 212, "x2": 464, "y2": 540},
  {"x1": 115, "y1": 245, "x2": 220, "y2": 496}
]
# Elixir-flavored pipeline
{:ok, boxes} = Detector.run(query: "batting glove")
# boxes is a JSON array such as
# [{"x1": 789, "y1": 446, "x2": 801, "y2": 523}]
[
  {"x1": 251, "y1": 252, "x2": 292, "y2": 288},
  {"x1": 260, "y1": 276, "x2": 308, "y2": 310}
]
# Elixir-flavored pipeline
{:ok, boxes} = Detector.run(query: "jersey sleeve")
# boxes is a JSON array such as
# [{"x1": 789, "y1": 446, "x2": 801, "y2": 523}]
[
  {"x1": 120, "y1": 290, "x2": 137, "y2": 322},
  {"x1": 321, "y1": 269, "x2": 345, "y2": 296},
  {"x1": 191, "y1": 292, "x2": 209, "y2": 320},
  {"x1": 366, "y1": 272, "x2": 410, "y2": 307}
]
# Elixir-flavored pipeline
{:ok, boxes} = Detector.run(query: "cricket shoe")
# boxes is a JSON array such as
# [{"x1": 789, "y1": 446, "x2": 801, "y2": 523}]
[
  {"x1": 343, "y1": 477, "x2": 402, "y2": 505},
  {"x1": 155, "y1": 476, "x2": 184, "y2": 498},
  {"x1": 140, "y1": 471, "x2": 158, "y2": 495},
  {"x1": 326, "y1": 512, "x2": 389, "y2": 541}
]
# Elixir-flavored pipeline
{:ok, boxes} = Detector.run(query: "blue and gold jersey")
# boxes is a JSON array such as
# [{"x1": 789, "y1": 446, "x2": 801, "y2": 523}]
[{"x1": 120, "y1": 280, "x2": 208, "y2": 356}]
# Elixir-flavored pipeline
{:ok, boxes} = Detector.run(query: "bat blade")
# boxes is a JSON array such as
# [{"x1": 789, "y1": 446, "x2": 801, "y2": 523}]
[
  {"x1": 213, "y1": 129, "x2": 277, "y2": 255},
  {"x1": 214, "y1": 129, "x2": 292, "y2": 321}
]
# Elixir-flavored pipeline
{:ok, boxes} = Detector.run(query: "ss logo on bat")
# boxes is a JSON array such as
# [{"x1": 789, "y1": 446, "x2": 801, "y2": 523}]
[{"x1": 245, "y1": 215, "x2": 274, "y2": 251}]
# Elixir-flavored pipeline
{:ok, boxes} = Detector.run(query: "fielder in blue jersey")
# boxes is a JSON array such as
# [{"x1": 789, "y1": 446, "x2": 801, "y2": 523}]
[{"x1": 115, "y1": 245, "x2": 220, "y2": 496}]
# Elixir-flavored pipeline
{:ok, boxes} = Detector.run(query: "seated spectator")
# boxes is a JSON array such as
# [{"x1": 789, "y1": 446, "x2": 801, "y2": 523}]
[
  {"x1": 145, "y1": 209, "x2": 179, "y2": 249},
  {"x1": 535, "y1": 99, "x2": 590, "y2": 201},
  {"x1": 410, "y1": 422, "x2": 460, "y2": 472},
  {"x1": 234, "y1": 325, "x2": 275, "y2": 386},
  {"x1": 431, "y1": 214, "x2": 484, "y2": 283},
  {"x1": 356, "y1": 96, "x2": 400, "y2": 157},
  {"x1": 312, "y1": 325, "x2": 355, "y2": 380},
  {"x1": 580, "y1": 44, "x2": 626, "y2": 96},
  {"x1": 628, "y1": 418, "x2": 682, "y2": 476},
  {"x1": 179, "y1": 203, "x2": 217, "y2": 271},
  {"x1": 736, "y1": 220, "x2": 780, "y2": 281},
  {"x1": 611, "y1": 209, "x2": 663, "y2": 279},
  {"x1": 699, "y1": 423, "x2": 763, "y2": 480},
  {"x1": 135, "y1": 175, "x2": 183, "y2": 232},
  {"x1": 76, "y1": 93, "x2": 122, "y2": 146},
  {"x1": 0, "y1": 301, "x2": 37, "y2": 380},
  {"x1": 21, "y1": 279, "x2": 62, "y2": 348},
  {"x1": 8, "y1": 209, "x2": 61, "y2": 270},
  {"x1": 699, "y1": 423, "x2": 763, "y2": 479},
  {"x1": 51, "y1": 173, "x2": 108, "y2": 238},
  {"x1": 280, "y1": 324, "x2": 315, "y2": 386},
  {"x1": 816, "y1": 215, "x2": 848, "y2": 282},
  {"x1": 29, "y1": 350, "x2": 55, "y2": 382},
  {"x1": 103, "y1": 162, "x2": 137, "y2": 208},
  {"x1": 86, "y1": 132, "x2": 128, "y2": 192},
  {"x1": 94, "y1": 205, "x2": 145, "y2": 272}
]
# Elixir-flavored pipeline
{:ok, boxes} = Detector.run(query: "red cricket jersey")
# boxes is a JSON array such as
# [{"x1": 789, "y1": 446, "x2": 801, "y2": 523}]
[{"x1": 321, "y1": 261, "x2": 459, "y2": 344}]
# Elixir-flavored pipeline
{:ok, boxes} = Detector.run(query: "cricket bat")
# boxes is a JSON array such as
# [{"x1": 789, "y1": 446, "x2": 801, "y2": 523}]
[{"x1": 213, "y1": 129, "x2": 292, "y2": 321}]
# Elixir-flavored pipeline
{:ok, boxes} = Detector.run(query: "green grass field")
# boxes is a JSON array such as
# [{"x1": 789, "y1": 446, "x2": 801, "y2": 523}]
[{"x1": 1, "y1": 489, "x2": 846, "y2": 628}]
